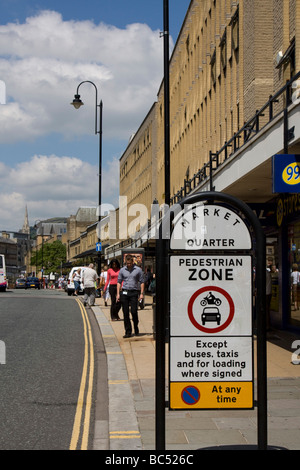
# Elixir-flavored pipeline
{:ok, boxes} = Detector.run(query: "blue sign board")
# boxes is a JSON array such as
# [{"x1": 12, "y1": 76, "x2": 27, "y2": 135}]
[
  {"x1": 96, "y1": 242, "x2": 102, "y2": 252},
  {"x1": 273, "y1": 154, "x2": 300, "y2": 193}
]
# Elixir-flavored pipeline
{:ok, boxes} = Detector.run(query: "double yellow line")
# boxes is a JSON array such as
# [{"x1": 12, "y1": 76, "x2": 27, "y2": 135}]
[{"x1": 69, "y1": 299, "x2": 94, "y2": 450}]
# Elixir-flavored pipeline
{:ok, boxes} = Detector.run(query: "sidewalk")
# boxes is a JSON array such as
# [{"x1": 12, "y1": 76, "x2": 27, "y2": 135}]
[{"x1": 92, "y1": 295, "x2": 300, "y2": 450}]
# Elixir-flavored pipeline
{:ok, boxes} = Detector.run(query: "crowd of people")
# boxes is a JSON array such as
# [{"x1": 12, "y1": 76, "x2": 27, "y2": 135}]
[{"x1": 69, "y1": 257, "x2": 155, "y2": 339}]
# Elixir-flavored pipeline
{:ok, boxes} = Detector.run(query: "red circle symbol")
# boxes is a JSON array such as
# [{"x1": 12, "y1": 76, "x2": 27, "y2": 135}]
[{"x1": 187, "y1": 286, "x2": 234, "y2": 333}]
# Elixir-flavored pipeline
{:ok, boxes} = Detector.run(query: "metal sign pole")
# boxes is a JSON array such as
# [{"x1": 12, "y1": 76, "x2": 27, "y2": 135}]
[
  {"x1": 155, "y1": 0, "x2": 170, "y2": 450},
  {"x1": 155, "y1": 224, "x2": 166, "y2": 450}
]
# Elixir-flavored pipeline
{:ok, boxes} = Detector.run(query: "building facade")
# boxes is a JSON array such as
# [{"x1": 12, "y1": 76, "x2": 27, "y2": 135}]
[
  {"x1": 118, "y1": 0, "x2": 300, "y2": 331},
  {"x1": 119, "y1": 103, "x2": 157, "y2": 236}
]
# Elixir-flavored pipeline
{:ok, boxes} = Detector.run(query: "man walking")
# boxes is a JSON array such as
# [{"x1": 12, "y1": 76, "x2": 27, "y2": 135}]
[
  {"x1": 82, "y1": 263, "x2": 99, "y2": 307},
  {"x1": 116, "y1": 255, "x2": 145, "y2": 338}
]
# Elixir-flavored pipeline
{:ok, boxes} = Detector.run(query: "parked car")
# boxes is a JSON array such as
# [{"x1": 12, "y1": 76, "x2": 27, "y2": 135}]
[
  {"x1": 15, "y1": 278, "x2": 26, "y2": 289},
  {"x1": 67, "y1": 267, "x2": 86, "y2": 296},
  {"x1": 25, "y1": 277, "x2": 41, "y2": 289}
]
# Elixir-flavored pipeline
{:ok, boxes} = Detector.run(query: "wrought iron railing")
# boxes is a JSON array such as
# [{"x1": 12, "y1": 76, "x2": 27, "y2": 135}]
[{"x1": 171, "y1": 71, "x2": 300, "y2": 204}]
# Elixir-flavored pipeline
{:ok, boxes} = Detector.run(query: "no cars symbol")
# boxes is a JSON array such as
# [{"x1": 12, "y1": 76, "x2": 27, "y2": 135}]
[{"x1": 187, "y1": 286, "x2": 235, "y2": 334}]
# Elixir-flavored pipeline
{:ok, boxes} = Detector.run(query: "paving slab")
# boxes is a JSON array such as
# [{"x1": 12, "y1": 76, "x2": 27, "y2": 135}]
[{"x1": 92, "y1": 296, "x2": 300, "y2": 451}]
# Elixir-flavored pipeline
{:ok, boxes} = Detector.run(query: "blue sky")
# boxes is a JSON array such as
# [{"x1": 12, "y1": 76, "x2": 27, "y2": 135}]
[
  {"x1": 0, "y1": 0, "x2": 190, "y2": 230},
  {"x1": 0, "y1": 0, "x2": 188, "y2": 30}
]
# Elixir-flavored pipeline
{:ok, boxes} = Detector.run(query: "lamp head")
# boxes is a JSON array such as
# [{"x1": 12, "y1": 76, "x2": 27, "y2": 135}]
[{"x1": 70, "y1": 94, "x2": 84, "y2": 109}]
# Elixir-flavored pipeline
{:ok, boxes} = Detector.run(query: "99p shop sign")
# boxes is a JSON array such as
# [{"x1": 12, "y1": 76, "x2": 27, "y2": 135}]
[{"x1": 169, "y1": 204, "x2": 254, "y2": 410}]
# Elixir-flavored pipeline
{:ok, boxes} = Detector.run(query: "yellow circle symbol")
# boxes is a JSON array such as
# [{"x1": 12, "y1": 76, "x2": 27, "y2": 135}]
[{"x1": 282, "y1": 162, "x2": 300, "y2": 185}]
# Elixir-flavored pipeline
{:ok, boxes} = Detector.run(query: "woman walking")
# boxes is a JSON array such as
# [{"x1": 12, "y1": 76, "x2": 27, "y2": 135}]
[
  {"x1": 72, "y1": 268, "x2": 81, "y2": 296},
  {"x1": 104, "y1": 259, "x2": 121, "y2": 321}
]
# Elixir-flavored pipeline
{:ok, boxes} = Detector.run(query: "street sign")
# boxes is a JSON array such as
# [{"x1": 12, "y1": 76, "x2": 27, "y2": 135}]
[
  {"x1": 156, "y1": 192, "x2": 267, "y2": 449},
  {"x1": 169, "y1": 203, "x2": 254, "y2": 410},
  {"x1": 170, "y1": 256, "x2": 252, "y2": 336},
  {"x1": 96, "y1": 242, "x2": 102, "y2": 252},
  {"x1": 272, "y1": 154, "x2": 300, "y2": 193},
  {"x1": 169, "y1": 255, "x2": 253, "y2": 409},
  {"x1": 170, "y1": 203, "x2": 251, "y2": 250}
]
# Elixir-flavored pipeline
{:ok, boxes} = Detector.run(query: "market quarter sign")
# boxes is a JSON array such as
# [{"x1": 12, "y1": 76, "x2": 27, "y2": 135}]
[{"x1": 169, "y1": 204, "x2": 254, "y2": 410}]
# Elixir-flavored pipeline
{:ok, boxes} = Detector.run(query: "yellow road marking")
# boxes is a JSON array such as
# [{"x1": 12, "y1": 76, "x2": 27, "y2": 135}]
[
  {"x1": 80, "y1": 301, "x2": 94, "y2": 450},
  {"x1": 108, "y1": 380, "x2": 128, "y2": 384},
  {"x1": 110, "y1": 431, "x2": 141, "y2": 439},
  {"x1": 69, "y1": 299, "x2": 94, "y2": 450}
]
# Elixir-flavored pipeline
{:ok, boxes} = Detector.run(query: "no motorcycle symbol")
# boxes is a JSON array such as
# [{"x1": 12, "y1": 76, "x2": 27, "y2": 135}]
[{"x1": 187, "y1": 286, "x2": 235, "y2": 334}]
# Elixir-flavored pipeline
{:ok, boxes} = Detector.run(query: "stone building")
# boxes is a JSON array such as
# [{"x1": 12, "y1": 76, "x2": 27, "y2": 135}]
[{"x1": 118, "y1": 0, "x2": 300, "y2": 331}]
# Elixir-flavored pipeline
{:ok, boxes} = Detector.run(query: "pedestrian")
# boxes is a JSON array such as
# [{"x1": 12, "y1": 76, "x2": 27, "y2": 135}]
[
  {"x1": 72, "y1": 268, "x2": 81, "y2": 296},
  {"x1": 100, "y1": 266, "x2": 110, "y2": 305},
  {"x1": 149, "y1": 273, "x2": 156, "y2": 294},
  {"x1": 116, "y1": 254, "x2": 145, "y2": 338},
  {"x1": 104, "y1": 258, "x2": 121, "y2": 321},
  {"x1": 291, "y1": 263, "x2": 300, "y2": 310},
  {"x1": 82, "y1": 263, "x2": 99, "y2": 307},
  {"x1": 145, "y1": 268, "x2": 152, "y2": 292}
]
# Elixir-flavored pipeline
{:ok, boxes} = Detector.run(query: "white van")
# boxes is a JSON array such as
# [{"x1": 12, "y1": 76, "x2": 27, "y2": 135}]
[{"x1": 67, "y1": 266, "x2": 86, "y2": 296}]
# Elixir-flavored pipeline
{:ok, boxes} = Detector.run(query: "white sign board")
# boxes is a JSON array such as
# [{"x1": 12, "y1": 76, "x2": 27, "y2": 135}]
[
  {"x1": 169, "y1": 200, "x2": 254, "y2": 410},
  {"x1": 169, "y1": 255, "x2": 253, "y2": 409},
  {"x1": 170, "y1": 204, "x2": 251, "y2": 250},
  {"x1": 170, "y1": 336, "x2": 253, "y2": 382},
  {"x1": 170, "y1": 256, "x2": 252, "y2": 337}
]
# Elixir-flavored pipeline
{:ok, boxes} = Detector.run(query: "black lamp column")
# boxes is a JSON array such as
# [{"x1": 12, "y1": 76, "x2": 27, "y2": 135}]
[{"x1": 71, "y1": 81, "x2": 103, "y2": 275}]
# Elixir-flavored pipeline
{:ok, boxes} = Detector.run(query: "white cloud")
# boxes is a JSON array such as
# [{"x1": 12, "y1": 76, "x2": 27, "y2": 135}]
[
  {"x1": 0, "y1": 10, "x2": 163, "y2": 231},
  {"x1": 0, "y1": 10, "x2": 163, "y2": 142},
  {"x1": 0, "y1": 154, "x2": 120, "y2": 230}
]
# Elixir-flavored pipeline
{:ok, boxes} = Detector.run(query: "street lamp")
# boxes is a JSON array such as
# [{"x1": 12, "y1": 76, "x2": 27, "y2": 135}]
[
  {"x1": 34, "y1": 220, "x2": 44, "y2": 288},
  {"x1": 71, "y1": 81, "x2": 103, "y2": 275}
]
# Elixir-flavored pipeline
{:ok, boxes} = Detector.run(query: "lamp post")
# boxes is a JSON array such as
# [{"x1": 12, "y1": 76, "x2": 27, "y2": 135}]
[
  {"x1": 34, "y1": 220, "x2": 44, "y2": 288},
  {"x1": 71, "y1": 81, "x2": 103, "y2": 275}
]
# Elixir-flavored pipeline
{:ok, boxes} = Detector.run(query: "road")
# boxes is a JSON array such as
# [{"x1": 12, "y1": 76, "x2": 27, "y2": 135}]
[{"x1": 0, "y1": 288, "x2": 107, "y2": 450}]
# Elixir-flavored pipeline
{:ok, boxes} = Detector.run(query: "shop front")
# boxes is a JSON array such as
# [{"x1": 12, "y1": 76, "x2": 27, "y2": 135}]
[{"x1": 276, "y1": 194, "x2": 300, "y2": 332}]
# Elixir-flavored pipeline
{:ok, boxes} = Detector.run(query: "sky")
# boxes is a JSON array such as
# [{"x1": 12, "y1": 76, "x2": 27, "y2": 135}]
[{"x1": 0, "y1": 0, "x2": 190, "y2": 232}]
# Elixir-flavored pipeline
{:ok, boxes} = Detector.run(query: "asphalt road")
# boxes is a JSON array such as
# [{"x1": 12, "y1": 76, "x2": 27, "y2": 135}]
[{"x1": 0, "y1": 288, "x2": 105, "y2": 450}]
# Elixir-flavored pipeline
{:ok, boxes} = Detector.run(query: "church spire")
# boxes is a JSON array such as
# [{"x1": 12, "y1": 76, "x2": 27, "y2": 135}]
[{"x1": 22, "y1": 205, "x2": 30, "y2": 234}]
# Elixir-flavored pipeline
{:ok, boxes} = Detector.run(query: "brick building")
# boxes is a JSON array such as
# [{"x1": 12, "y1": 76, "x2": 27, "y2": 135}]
[{"x1": 118, "y1": 0, "x2": 300, "y2": 331}]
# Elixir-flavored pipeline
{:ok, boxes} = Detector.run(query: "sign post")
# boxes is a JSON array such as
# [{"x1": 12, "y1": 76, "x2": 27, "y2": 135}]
[{"x1": 155, "y1": 192, "x2": 267, "y2": 450}]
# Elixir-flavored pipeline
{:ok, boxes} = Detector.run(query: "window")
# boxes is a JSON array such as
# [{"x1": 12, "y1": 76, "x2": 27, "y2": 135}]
[
  {"x1": 186, "y1": 34, "x2": 190, "y2": 56},
  {"x1": 276, "y1": 37, "x2": 295, "y2": 79},
  {"x1": 210, "y1": 48, "x2": 216, "y2": 86},
  {"x1": 230, "y1": 7, "x2": 239, "y2": 52},
  {"x1": 220, "y1": 29, "x2": 227, "y2": 72}
]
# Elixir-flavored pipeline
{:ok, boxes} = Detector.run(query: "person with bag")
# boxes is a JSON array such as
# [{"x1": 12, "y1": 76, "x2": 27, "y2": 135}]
[
  {"x1": 116, "y1": 254, "x2": 145, "y2": 338},
  {"x1": 72, "y1": 268, "x2": 81, "y2": 296},
  {"x1": 82, "y1": 263, "x2": 99, "y2": 307},
  {"x1": 104, "y1": 259, "x2": 121, "y2": 321},
  {"x1": 100, "y1": 266, "x2": 110, "y2": 305},
  {"x1": 291, "y1": 263, "x2": 300, "y2": 310}
]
